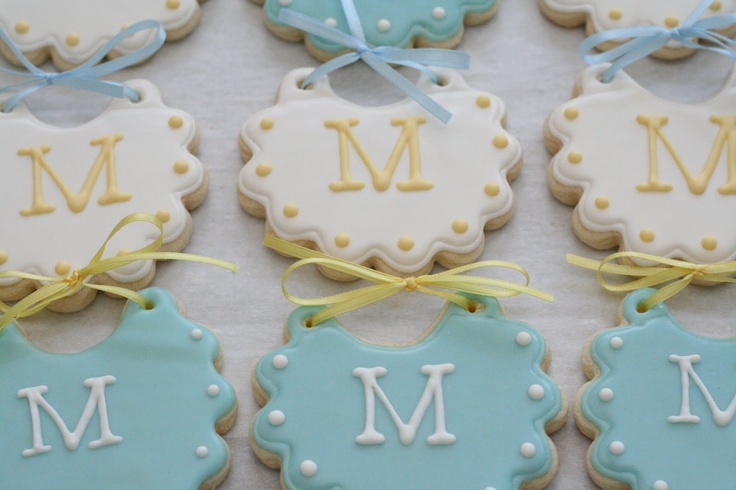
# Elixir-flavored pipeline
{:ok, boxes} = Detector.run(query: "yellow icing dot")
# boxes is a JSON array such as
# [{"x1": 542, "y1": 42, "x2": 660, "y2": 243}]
[
  {"x1": 452, "y1": 219, "x2": 469, "y2": 234},
  {"x1": 260, "y1": 118, "x2": 275, "y2": 130},
  {"x1": 15, "y1": 21, "x2": 30, "y2": 34},
  {"x1": 595, "y1": 196, "x2": 610, "y2": 209},
  {"x1": 398, "y1": 236, "x2": 414, "y2": 251},
  {"x1": 484, "y1": 182, "x2": 500, "y2": 197},
  {"x1": 66, "y1": 33, "x2": 80, "y2": 47},
  {"x1": 156, "y1": 209, "x2": 171, "y2": 223},
  {"x1": 564, "y1": 107, "x2": 579, "y2": 120},
  {"x1": 711, "y1": 1, "x2": 722, "y2": 11},
  {"x1": 640, "y1": 229, "x2": 655, "y2": 243},
  {"x1": 702, "y1": 236, "x2": 718, "y2": 251},
  {"x1": 117, "y1": 248, "x2": 131, "y2": 257},
  {"x1": 166, "y1": 0, "x2": 181, "y2": 9},
  {"x1": 283, "y1": 204, "x2": 300, "y2": 218},
  {"x1": 0, "y1": 250, "x2": 8, "y2": 265},
  {"x1": 256, "y1": 163, "x2": 272, "y2": 177},
  {"x1": 335, "y1": 233, "x2": 351, "y2": 248},
  {"x1": 168, "y1": 115, "x2": 184, "y2": 129},
  {"x1": 476, "y1": 95, "x2": 491, "y2": 108},
  {"x1": 493, "y1": 135, "x2": 508, "y2": 149},
  {"x1": 568, "y1": 151, "x2": 583, "y2": 164},
  {"x1": 608, "y1": 8, "x2": 622, "y2": 20},
  {"x1": 664, "y1": 16, "x2": 680, "y2": 28},
  {"x1": 55, "y1": 261, "x2": 71, "y2": 276},
  {"x1": 173, "y1": 160, "x2": 190, "y2": 174}
]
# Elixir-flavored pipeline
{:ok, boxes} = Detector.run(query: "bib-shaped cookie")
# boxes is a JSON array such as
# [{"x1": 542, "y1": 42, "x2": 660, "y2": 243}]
[
  {"x1": 239, "y1": 68, "x2": 521, "y2": 279},
  {"x1": 545, "y1": 65, "x2": 736, "y2": 265},
  {"x1": 0, "y1": 288, "x2": 236, "y2": 489},
  {"x1": 539, "y1": 0, "x2": 736, "y2": 59},
  {"x1": 251, "y1": 295, "x2": 567, "y2": 489},
  {"x1": 0, "y1": 0, "x2": 204, "y2": 69},
  {"x1": 0, "y1": 80, "x2": 207, "y2": 311},
  {"x1": 577, "y1": 288, "x2": 736, "y2": 489},
  {"x1": 252, "y1": 0, "x2": 497, "y2": 61}
]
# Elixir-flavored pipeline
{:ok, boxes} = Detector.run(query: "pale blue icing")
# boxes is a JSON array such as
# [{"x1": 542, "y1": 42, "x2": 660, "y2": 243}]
[
  {"x1": 582, "y1": 288, "x2": 736, "y2": 489},
  {"x1": 253, "y1": 294, "x2": 563, "y2": 490},
  {"x1": 262, "y1": 0, "x2": 496, "y2": 54},
  {"x1": 0, "y1": 288, "x2": 235, "y2": 490}
]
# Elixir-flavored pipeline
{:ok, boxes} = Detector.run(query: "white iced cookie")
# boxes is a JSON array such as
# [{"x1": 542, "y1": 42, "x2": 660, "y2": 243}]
[
  {"x1": 546, "y1": 64, "x2": 736, "y2": 265},
  {"x1": 539, "y1": 0, "x2": 736, "y2": 59},
  {"x1": 0, "y1": 0, "x2": 204, "y2": 69},
  {"x1": 238, "y1": 68, "x2": 522, "y2": 279},
  {"x1": 0, "y1": 80, "x2": 207, "y2": 311}
]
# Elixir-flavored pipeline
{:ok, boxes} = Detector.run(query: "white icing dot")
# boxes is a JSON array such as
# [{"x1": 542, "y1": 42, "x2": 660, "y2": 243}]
[
  {"x1": 377, "y1": 19, "x2": 391, "y2": 32},
  {"x1": 325, "y1": 17, "x2": 337, "y2": 27},
  {"x1": 609, "y1": 441, "x2": 625, "y2": 455},
  {"x1": 520, "y1": 442, "x2": 536, "y2": 458},
  {"x1": 432, "y1": 7, "x2": 447, "y2": 19},
  {"x1": 268, "y1": 410, "x2": 286, "y2": 426},
  {"x1": 207, "y1": 384, "x2": 220, "y2": 397},
  {"x1": 300, "y1": 460, "x2": 318, "y2": 477},
  {"x1": 272, "y1": 354, "x2": 289, "y2": 369},
  {"x1": 516, "y1": 332, "x2": 532, "y2": 346},
  {"x1": 653, "y1": 481, "x2": 669, "y2": 490},
  {"x1": 485, "y1": 488, "x2": 497, "y2": 490},
  {"x1": 599, "y1": 388, "x2": 614, "y2": 402},
  {"x1": 190, "y1": 329, "x2": 203, "y2": 340},
  {"x1": 610, "y1": 336, "x2": 623, "y2": 349},
  {"x1": 528, "y1": 384, "x2": 545, "y2": 400},
  {"x1": 196, "y1": 446, "x2": 209, "y2": 458},
  {"x1": 279, "y1": 0, "x2": 292, "y2": 5}
]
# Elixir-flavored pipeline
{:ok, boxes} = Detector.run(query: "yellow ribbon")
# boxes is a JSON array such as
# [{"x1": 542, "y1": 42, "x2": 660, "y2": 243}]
[
  {"x1": 264, "y1": 235, "x2": 552, "y2": 327},
  {"x1": 566, "y1": 252, "x2": 736, "y2": 311},
  {"x1": 0, "y1": 213, "x2": 238, "y2": 331}
]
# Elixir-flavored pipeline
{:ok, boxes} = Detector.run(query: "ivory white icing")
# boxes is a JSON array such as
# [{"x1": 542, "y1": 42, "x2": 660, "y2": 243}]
[
  {"x1": 0, "y1": 79, "x2": 205, "y2": 287},
  {"x1": 239, "y1": 68, "x2": 521, "y2": 274},
  {"x1": 0, "y1": 0, "x2": 202, "y2": 66},
  {"x1": 547, "y1": 65, "x2": 736, "y2": 263}
]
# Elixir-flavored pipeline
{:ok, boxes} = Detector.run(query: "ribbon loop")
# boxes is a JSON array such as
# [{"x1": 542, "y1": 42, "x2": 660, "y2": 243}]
[
  {"x1": 566, "y1": 252, "x2": 736, "y2": 310},
  {"x1": 0, "y1": 20, "x2": 166, "y2": 112},
  {"x1": 580, "y1": 0, "x2": 736, "y2": 82},
  {"x1": 277, "y1": 0, "x2": 470, "y2": 123},
  {"x1": 0, "y1": 213, "x2": 238, "y2": 331},
  {"x1": 264, "y1": 234, "x2": 552, "y2": 327}
]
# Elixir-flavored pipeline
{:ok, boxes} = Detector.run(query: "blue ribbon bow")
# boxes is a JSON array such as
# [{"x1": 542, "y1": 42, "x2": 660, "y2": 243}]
[
  {"x1": 0, "y1": 20, "x2": 166, "y2": 112},
  {"x1": 278, "y1": 0, "x2": 470, "y2": 123},
  {"x1": 581, "y1": 0, "x2": 736, "y2": 82}
]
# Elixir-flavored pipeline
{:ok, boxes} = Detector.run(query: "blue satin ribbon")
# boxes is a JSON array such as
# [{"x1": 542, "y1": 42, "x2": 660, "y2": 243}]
[
  {"x1": 278, "y1": 0, "x2": 470, "y2": 123},
  {"x1": 581, "y1": 0, "x2": 736, "y2": 82},
  {"x1": 0, "y1": 20, "x2": 166, "y2": 112}
]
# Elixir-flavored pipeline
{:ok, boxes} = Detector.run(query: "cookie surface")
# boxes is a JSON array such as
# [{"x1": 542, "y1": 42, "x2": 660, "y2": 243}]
[
  {"x1": 0, "y1": 80, "x2": 207, "y2": 311},
  {"x1": 0, "y1": 288, "x2": 236, "y2": 490},
  {"x1": 251, "y1": 295, "x2": 566, "y2": 489},
  {"x1": 0, "y1": 0, "x2": 204, "y2": 69},
  {"x1": 545, "y1": 65, "x2": 736, "y2": 265},
  {"x1": 252, "y1": 0, "x2": 497, "y2": 60},
  {"x1": 577, "y1": 288, "x2": 736, "y2": 489},
  {"x1": 239, "y1": 68, "x2": 521, "y2": 278}
]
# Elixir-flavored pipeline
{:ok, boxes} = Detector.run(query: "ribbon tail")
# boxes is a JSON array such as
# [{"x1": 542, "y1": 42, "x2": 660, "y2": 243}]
[{"x1": 301, "y1": 53, "x2": 361, "y2": 88}]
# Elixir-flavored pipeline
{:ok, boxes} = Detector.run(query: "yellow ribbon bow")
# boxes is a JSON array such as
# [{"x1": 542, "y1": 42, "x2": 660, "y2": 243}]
[
  {"x1": 566, "y1": 251, "x2": 736, "y2": 311},
  {"x1": 0, "y1": 213, "x2": 239, "y2": 331},
  {"x1": 264, "y1": 235, "x2": 552, "y2": 327}
]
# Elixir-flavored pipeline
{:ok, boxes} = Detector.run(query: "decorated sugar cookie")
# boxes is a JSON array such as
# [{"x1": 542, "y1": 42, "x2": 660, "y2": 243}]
[
  {"x1": 0, "y1": 288, "x2": 236, "y2": 489},
  {"x1": 239, "y1": 68, "x2": 521, "y2": 279},
  {"x1": 577, "y1": 288, "x2": 736, "y2": 489},
  {"x1": 539, "y1": 0, "x2": 736, "y2": 59},
  {"x1": 252, "y1": 294, "x2": 566, "y2": 489},
  {"x1": 545, "y1": 64, "x2": 736, "y2": 265},
  {"x1": 0, "y1": 0, "x2": 204, "y2": 69},
  {"x1": 0, "y1": 79, "x2": 207, "y2": 310},
  {"x1": 252, "y1": 0, "x2": 497, "y2": 61}
]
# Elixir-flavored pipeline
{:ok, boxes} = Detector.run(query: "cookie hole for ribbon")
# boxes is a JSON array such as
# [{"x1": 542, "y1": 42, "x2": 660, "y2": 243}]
[
  {"x1": 636, "y1": 303, "x2": 648, "y2": 314},
  {"x1": 466, "y1": 301, "x2": 485, "y2": 314},
  {"x1": 296, "y1": 78, "x2": 314, "y2": 91},
  {"x1": 304, "y1": 317, "x2": 315, "y2": 328}
]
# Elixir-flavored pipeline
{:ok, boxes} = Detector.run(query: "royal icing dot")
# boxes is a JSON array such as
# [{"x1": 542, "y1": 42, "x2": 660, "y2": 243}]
[
  {"x1": 268, "y1": 410, "x2": 286, "y2": 426},
  {"x1": 520, "y1": 442, "x2": 537, "y2": 458},
  {"x1": 256, "y1": 163, "x2": 272, "y2": 177},
  {"x1": 567, "y1": 151, "x2": 583, "y2": 164},
  {"x1": 609, "y1": 8, "x2": 622, "y2": 20},
  {"x1": 653, "y1": 481, "x2": 669, "y2": 490},
  {"x1": 640, "y1": 228, "x2": 655, "y2": 243},
  {"x1": 166, "y1": 0, "x2": 180, "y2": 9},
  {"x1": 595, "y1": 196, "x2": 610, "y2": 210},
  {"x1": 300, "y1": 460, "x2": 318, "y2": 477},
  {"x1": 173, "y1": 160, "x2": 190, "y2": 174},
  {"x1": 191, "y1": 329, "x2": 203, "y2": 340},
  {"x1": 664, "y1": 16, "x2": 679, "y2": 28},
  {"x1": 433, "y1": 7, "x2": 447, "y2": 19},
  {"x1": 279, "y1": 0, "x2": 292, "y2": 5},
  {"x1": 15, "y1": 21, "x2": 30, "y2": 34},
  {"x1": 156, "y1": 209, "x2": 171, "y2": 223},
  {"x1": 377, "y1": 19, "x2": 391, "y2": 32},
  {"x1": 610, "y1": 336, "x2": 623, "y2": 349},
  {"x1": 528, "y1": 384, "x2": 545, "y2": 400},
  {"x1": 283, "y1": 204, "x2": 300, "y2": 218},
  {"x1": 398, "y1": 236, "x2": 414, "y2": 251},
  {"x1": 493, "y1": 135, "x2": 509, "y2": 149},
  {"x1": 207, "y1": 384, "x2": 220, "y2": 397},
  {"x1": 66, "y1": 33, "x2": 80, "y2": 47},
  {"x1": 711, "y1": 1, "x2": 722, "y2": 10},
  {"x1": 484, "y1": 182, "x2": 500, "y2": 197},
  {"x1": 516, "y1": 332, "x2": 532, "y2": 347},
  {"x1": 564, "y1": 107, "x2": 579, "y2": 120},
  {"x1": 702, "y1": 236, "x2": 718, "y2": 251},
  {"x1": 335, "y1": 233, "x2": 351, "y2": 248},
  {"x1": 325, "y1": 18, "x2": 338, "y2": 27},
  {"x1": 196, "y1": 446, "x2": 208, "y2": 458},
  {"x1": 599, "y1": 388, "x2": 614, "y2": 402},
  {"x1": 260, "y1": 118, "x2": 275, "y2": 130},
  {"x1": 272, "y1": 354, "x2": 289, "y2": 369},
  {"x1": 168, "y1": 115, "x2": 184, "y2": 129},
  {"x1": 55, "y1": 260, "x2": 71, "y2": 276},
  {"x1": 0, "y1": 250, "x2": 8, "y2": 265},
  {"x1": 452, "y1": 219, "x2": 468, "y2": 234},
  {"x1": 609, "y1": 441, "x2": 625, "y2": 455},
  {"x1": 476, "y1": 95, "x2": 491, "y2": 108}
]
